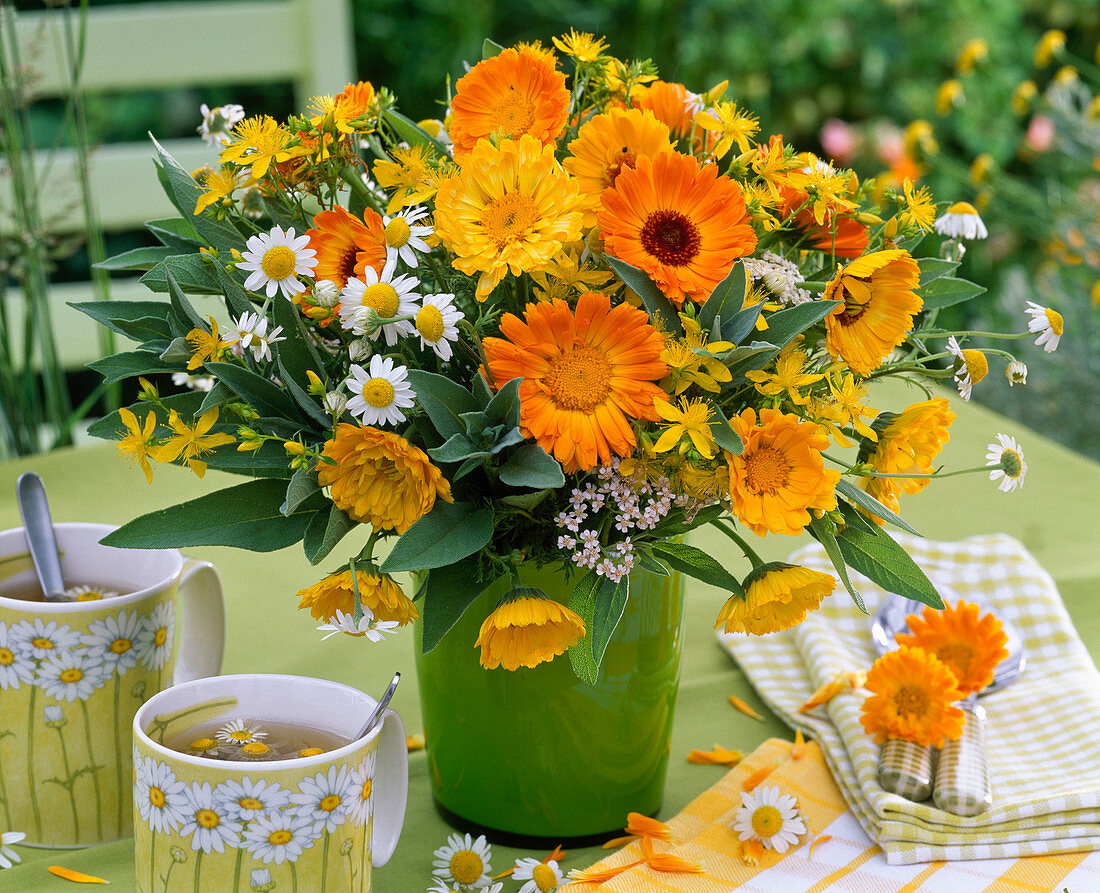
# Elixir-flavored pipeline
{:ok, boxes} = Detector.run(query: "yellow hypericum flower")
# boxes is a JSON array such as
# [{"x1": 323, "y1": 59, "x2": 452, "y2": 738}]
[
  {"x1": 825, "y1": 372, "x2": 879, "y2": 442},
  {"x1": 1034, "y1": 29, "x2": 1066, "y2": 68},
  {"x1": 745, "y1": 346, "x2": 824, "y2": 406},
  {"x1": 373, "y1": 144, "x2": 442, "y2": 214},
  {"x1": 184, "y1": 317, "x2": 229, "y2": 371},
  {"x1": 194, "y1": 165, "x2": 247, "y2": 216},
  {"x1": 296, "y1": 568, "x2": 418, "y2": 625},
  {"x1": 935, "y1": 79, "x2": 964, "y2": 116},
  {"x1": 860, "y1": 645, "x2": 965, "y2": 748},
  {"x1": 661, "y1": 321, "x2": 734, "y2": 395},
  {"x1": 749, "y1": 136, "x2": 801, "y2": 203},
  {"x1": 897, "y1": 600, "x2": 1008, "y2": 696},
  {"x1": 903, "y1": 119, "x2": 938, "y2": 158},
  {"x1": 152, "y1": 408, "x2": 234, "y2": 478},
  {"x1": 969, "y1": 153, "x2": 995, "y2": 185},
  {"x1": 899, "y1": 178, "x2": 936, "y2": 232},
  {"x1": 784, "y1": 160, "x2": 859, "y2": 225},
  {"x1": 694, "y1": 100, "x2": 760, "y2": 157},
  {"x1": 475, "y1": 591, "x2": 586, "y2": 671},
  {"x1": 716, "y1": 563, "x2": 836, "y2": 636},
  {"x1": 219, "y1": 115, "x2": 304, "y2": 181},
  {"x1": 551, "y1": 28, "x2": 608, "y2": 62},
  {"x1": 529, "y1": 247, "x2": 613, "y2": 301},
  {"x1": 116, "y1": 407, "x2": 159, "y2": 484},
  {"x1": 956, "y1": 38, "x2": 988, "y2": 74},
  {"x1": 1011, "y1": 80, "x2": 1038, "y2": 115},
  {"x1": 652, "y1": 397, "x2": 717, "y2": 459}
]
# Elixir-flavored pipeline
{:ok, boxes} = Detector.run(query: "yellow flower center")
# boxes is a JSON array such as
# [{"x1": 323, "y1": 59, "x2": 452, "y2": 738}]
[
  {"x1": 1044, "y1": 307, "x2": 1064, "y2": 336},
  {"x1": 743, "y1": 446, "x2": 791, "y2": 494},
  {"x1": 60, "y1": 668, "x2": 84, "y2": 684},
  {"x1": 545, "y1": 346, "x2": 612, "y2": 411},
  {"x1": 960, "y1": 349, "x2": 988, "y2": 383},
  {"x1": 450, "y1": 850, "x2": 484, "y2": 885},
  {"x1": 269, "y1": 829, "x2": 293, "y2": 846},
  {"x1": 229, "y1": 730, "x2": 253, "y2": 742},
  {"x1": 319, "y1": 794, "x2": 342, "y2": 812},
  {"x1": 261, "y1": 245, "x2": 297, "y2": 280},
  {"x1": 894, "y1": 684, "x2": 930, "y2": 718},
  {"x1": 751, "y1": 805, "x2": 783, "y2": 837},
  {"x1": 362, "y1": 377, "x2": 396, "y2": 408},
  {"x1": 241, "y1": 742, "x2": 270, "y2": 756},
  {"x1": 384, "y1": 218, "x2": 411, "y2": 248},
  {"x1": 31, "y1": 637, "x2": 54, "y2": 650},
  {"x1": 603, "y1": 150, "x2": 637, "y2": 188},
  {"x1": 110, "y1": 637, "x2": 132, "y2": 655},
  {"x1": 154, "y1": 627, "x2": 168, "y2": 647},
  {"x1": 298, "y1": 747, "x2": 324, "y2": 758},
  {"x1": 640, "y1": 209, "x2": 701, "y2": 267},
  {"x1": 196, "y1": 808, "x2": 220, "y2": 829},
  {"x1": 149, "y1": 786, "x2": 166, "y2": 809},
  {"x1": 999, "y1": 449, "x2": 1024, "y2": 478},
  {"x1": 76, "y1": 592, "x2": 104, "y2": 601},
  {"x1": 190, "y1": 738, "x2": 216, "y2": 751},
  {"x1": 361, "y1": 282, "x2": 400, "y2": 317},
  {"x1": 482, "y1": 192, "x2": 539, "y2": 247},
  {"x1": 0, "y1": 648, "x2": 13, "y2": 666},
  {"x1": 533, "y1": 863, "x2": 558, "y2": 891},
  {"x1": 238, "y1": 797, "x2": 264, "y2": 810},
  {"x1": 490, "y1": 90, "x2": 537, "y2": 137},
  {"x1": 416, "y1": 304, "x2": 446, "y2": 342},
  {"x1": 935, "y1": 642, "x2": 976, "y2": 682}
]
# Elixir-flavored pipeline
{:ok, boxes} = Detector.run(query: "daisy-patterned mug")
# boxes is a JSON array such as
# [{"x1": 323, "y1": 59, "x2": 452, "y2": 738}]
[
  {"x1": 132, "y1": 674, "x2": 407, "y2": 893},
  {"x1": 0, "y1": 522, "x2": 224, "y2": 847}
]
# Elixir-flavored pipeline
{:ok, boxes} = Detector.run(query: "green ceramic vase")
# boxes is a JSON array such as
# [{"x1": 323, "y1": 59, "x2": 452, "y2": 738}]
[{"x1": 414, "y1": 563, "x2": 685, "y2": 840}]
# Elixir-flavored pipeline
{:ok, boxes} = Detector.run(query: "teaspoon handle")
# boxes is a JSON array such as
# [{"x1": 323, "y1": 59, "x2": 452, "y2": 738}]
[
  {"x1": 355, "y1": 672, "x2": 400, "y2": 740},
  {"x1": 16, "y1": 473, "x2": 67, "y2": 599},
  {"x1": 934, "y1": 701, "x2": 992, "y2": 816},
  {"x1": 879, "y1": 738, "x2": 935, "y2": 801}
]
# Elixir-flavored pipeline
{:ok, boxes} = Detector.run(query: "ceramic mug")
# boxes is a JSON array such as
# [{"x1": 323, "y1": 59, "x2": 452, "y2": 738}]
[
  {"x1": 0, "y1": 522, "x2": 224, "y2": 847},
  {"x1": 133, "y1": 674, "x2": 408, "y2": 893}
]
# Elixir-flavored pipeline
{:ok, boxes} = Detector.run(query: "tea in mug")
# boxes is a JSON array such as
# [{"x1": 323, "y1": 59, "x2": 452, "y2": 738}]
[
  {"x1": 164, "y1": 717, "x2": 349, "y2": 761},
  {"x1": 0, "y1": 580, "x2": 127, "y2": 602}
]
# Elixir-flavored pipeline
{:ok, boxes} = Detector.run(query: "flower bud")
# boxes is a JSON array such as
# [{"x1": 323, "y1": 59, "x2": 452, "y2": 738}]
[
  {"x1": 313, "y1": 279, "x2": 341, "y2": 308},
  {"x1": 348, "y1": 338, "x2": 372, "y2": 361},
  {"x1": 284, "y1": 440, "x2": 306, "y2": 456},
  {"x1": 324, "y1": 392, "x2": 349, "y2": 417}
]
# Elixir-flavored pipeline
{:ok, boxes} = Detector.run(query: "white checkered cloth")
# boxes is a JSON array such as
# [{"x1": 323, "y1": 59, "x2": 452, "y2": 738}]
[{"x1": 720, "y1": 533, "x2": 1100, "y2": 864}]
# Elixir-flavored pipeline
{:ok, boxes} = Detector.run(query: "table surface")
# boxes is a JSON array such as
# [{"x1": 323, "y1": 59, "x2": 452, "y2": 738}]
[{"x1": 3, "y1": 379, "x2": 1099, "y2": 891}]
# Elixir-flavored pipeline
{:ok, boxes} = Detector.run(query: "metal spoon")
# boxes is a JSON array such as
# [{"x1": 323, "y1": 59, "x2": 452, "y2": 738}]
[
  {"x1": 354, "y1": 672, "x2": 400, "y2": 740},
  {"x1": 15, "y1": 472, "x2": 71, "y2": 602}
]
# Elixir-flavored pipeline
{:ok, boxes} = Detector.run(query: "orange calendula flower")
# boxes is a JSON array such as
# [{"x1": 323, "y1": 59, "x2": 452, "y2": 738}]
[
  {"x1": 564, "y1": 107, "x2": 672, "y2": 204},
  {"x1": 716, "y1": 563, "x2": 836, "y2": 635},
  {"x1": 896, "y1": 600, "x2": 1008, "y2": 695},
  {"x1": 725, "y1": 408, "x2": 840, "y2": 537},
  {"x1": 475, "y1": 592, "x2": 586, "y2": 671},
  {"x1": 687, "y1": 745, "x2": 744, "y2": 766},
  {"x1": 482, "y1": 291, "x2": 667, "y2": 472},
  {"x1": 631, "y1": 80, "x2": 713, "y2": 153},
  {"x1": 448, "y1": 46, "x2": 570, "y2": 158},
  {"x1": 434, "y1": 135, "x2": 586, "y2": 301},
  {"x1": 318, "y1": 424, "x2": 453, "y2": 533},
  {"x1": 332, "y1": 80, "x2": 377, "y2": 133},
  {"x1": 599, "y1": 150, "x2": 758, "y2": 308},
  {"x1": 296, "y1": 568, "x2": 418, "y2": 625},
  {"x1": 860, "y1": 645, "x2": 965, "y2": 748},
  {"x1": 822, "y1": 248, "x2": 922, "y2": 376},
  {"x1": 152, "y1": 408, "x2": 234, "y2": 479},
  {"x1": 307, "y1": 205, "x2": 387, "y2": 289}
]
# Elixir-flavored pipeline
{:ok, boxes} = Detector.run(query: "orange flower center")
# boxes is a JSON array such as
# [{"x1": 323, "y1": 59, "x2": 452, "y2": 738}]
[
  {"x1": 110, "y1": 638, "x2": 132, "y2": 654},
  {"x1": 31, "y1": 637, "x2": 54, "y2": 650},
  {"x1": 894, "y1": 685, "x2": 929, "y2": 718},
  {"x1": 361, "y1": 283, "x2": 400, "y2": 317},
  {"x1": 604, "y1": 150, "x2": 637, "y2": 188},
  {"x1": 196, "y1": 808, "x2": 220, "y2": 829},
  {"x1": 269, "y1": 829, "x2": 293, "y2": 846},
  {"x1": 60, "y1": 668, "x2": 83, "y2": 684},
  {"x1": 533, "y1": 864, "x2": 558, "y2": 891},
  {"x1": 0, "y1": 648, "x2": 13, "y2": 666},
  {"x1": 490, "y1": 88, "x2": 537, "y2": 137},
  {"x1": 149, "y1": 786, "x2": 166, "y2": 809},
  {"x1": 482, "y1": 192, "x2": 539, "y2": 246},
  {"x1": 261, "y1": 245, "x2": 296, "y2": 280},
  {"x1": 640, "y1": 209, "x2": 701, "y2": 266},
  {"x1": 239, "y1": 797, "x2": 263, "y2": 810},
  {"x1": 742, "y1": 446, "x2": 791, "y2": 493},
  {"x1": 545, "y1": 347, "x2": 612, "y2": 411},
  {"x1": 934, "y1": 643, "x2": 976, "y2": 681},
  {"x1": 319, "y1": 794, "x2": 342, "y2": 812}
]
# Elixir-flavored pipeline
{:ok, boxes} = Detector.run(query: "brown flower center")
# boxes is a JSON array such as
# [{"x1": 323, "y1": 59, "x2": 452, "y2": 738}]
[
  {"x1": 482, "y1": 192, "x2": 539, "y2": 247},
  {"x1": 934, "y1": 643, "x2": 976, "y2": 683},
  {"x1": 640, "y1": 209, "x2": 701, "y2": 267},
  {"x1": 742, "y1": 446, "x2": 791, "y2": 494},
  {"x1": 337, "y1": 245, "x2": 359, "y2": 284},
  {"x1": 603, "y1": 149, "x2": 637, "y2": 188},
  {"x1": 894, "y1": 685, "x2": 929, "y2": 718},
  {"x1": 544, "y1": 347, "x2": 612, "y2": 411}
]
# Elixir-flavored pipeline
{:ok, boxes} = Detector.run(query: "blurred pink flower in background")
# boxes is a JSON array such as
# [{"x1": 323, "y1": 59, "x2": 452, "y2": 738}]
[
  {"x1": 1026, "y1": 115, "x2": 1055, "y2": 152},
  {"x1": 820, "y1": 118, "x2": 858, "y2": 163},
  {"x1": 873, "y1": 122, "x2": 905, "y2": 165}
]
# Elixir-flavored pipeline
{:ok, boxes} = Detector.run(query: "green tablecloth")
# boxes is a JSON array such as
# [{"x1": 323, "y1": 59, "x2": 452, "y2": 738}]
[{"x1": 2, "y1": 380, "x2": 1099, "y2": 890}]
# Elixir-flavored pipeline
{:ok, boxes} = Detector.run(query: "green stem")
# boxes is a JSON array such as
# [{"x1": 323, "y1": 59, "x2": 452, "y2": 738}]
[
  {"x1": 349, "y1": 556, "x2": 364, "y2": 625},
  {"x1": 193, "y1": 850, "x2": 204, "y2": 893},
  {"x1": 151, "y1": 828, "x2": 159, "y2": 891},
  {"x1": 320, "y1": 831, "x2": 330, "y2": 893},
  {"x1": 710, "y1": 519, "x2": 765, "y2": 568},
  {"x1": 917, "y1": 330, "x2": 1031, "y2": 341},
  {"x1": 0, "y1": 734, "x2": 12, "y2": 828},
  {"x1": 340, "y1": 164, "x2": 382, "y2": 214},
  {"x1": 114, "y1": 672, "x2": 125, "y2": 838},
  {"x1": 291, "y1": 860, "x2": 299, "y2": 893},
  {"x1": 232, "y1": 846, "x2": 243, "y2": 890},
  {"x1": 860, "y1": 465, "x2": 990, "y2": 480},
  {"x1": 80, "y1": 699, "x2": 103, "y2": 840},
  {"x1": 27, "y1": 687, "x2": 42, "y2": 839},
  {"x1": 54, "y1": 726, "x2": 81, "y2": 842}
]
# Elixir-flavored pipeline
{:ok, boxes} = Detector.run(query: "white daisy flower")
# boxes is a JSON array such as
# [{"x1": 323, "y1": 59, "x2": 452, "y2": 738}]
[
  {"x1": 198, "y1": 103, "x2": 245, "y2": 147},
  {"x1": 135, "y1": 600, "x2": 175, "y2": 671},
  {"x1": 934, "y1": 201, "x2": 987, "y2": 240},
  {"x1": 428, "y1": 883, "x2": 502, "y2": 893},
  {"x1": 37, "y1": 649, "x2": 110, "y2": 702},
  {"x1": 64, "y1": 584, "x2": 120, "y2": 601},
  {"x1": 1024, "y1": 301, "x2": 1063, "y2": 352},
  {"x1": 986, "y1": 433, "x2": 1028, "y2": 493},
  {"x1": 323, "y1": 391, "x2": 349, "y2": 418},
  {"x1": 414, "y1": 293, "x2": 464, "y2": 361},
  {"x1": 171, "y1": 372, "x2": 216, "y2": 392},
  {"x1": 242, "y1": 811, "x2": 321, "y2": 865},
  {"x1": 732, "y1": 785, "x2": 807, "y2": 853},
  {"x1": 945, "y1": 336, "x2": 988, "y2": 402},
  {"x1": 135, "y1": 755, "x2": 189, "y2": 835},
  {"x1": 0, "y1": 623, "x2": 36, "y2": 690},
  {"x1": 1005, "y1": 360, "x2": 1028, "y2": 386},
  {"x1": 214, "y1": 776, "x2": 293, "y2": 822},
  {"x1": 8, "y1": 617, "x2": 80, "y2": 661},
  {"x1": 238, "y1": 225, "x2": 318, "y2": 300},
  {"x1": 344, "y1": 356, "x2": 416, "y2": 427},
  {"x1": 338, "y1": 254, "x2": 420, "y2": 344},
  {"x1": 290, "y1": 764, "x2": 355, "y2": 833},
  {"x1": 178, "y1": 781, "x2": 243, "y2": 854},
  {"x1": 513, "y1": 857, "x2": 564, "y2": 893},
  {"x1": 216, "y1": 718, "x2": 268, "y2": 747},
  {"x1": 0, "y1": 830, "x2": 26, "y2": 869},
  {"x1": 382, "y1": 205, "x2": 434, "y2": 266},
  {"x1": 347, "y1": 751, "x2": 377, "y2": 826},
  {"x1": 227, "y1": 311, "x2": 286, "y2": 363},
  {"x1": 317, "y1": 609, "x2": 401, "y2": 643},
  {"x1": 82, "y1": 608, "x2": 143, "y2": 673},
  {"x1": 432, "y1": 832, "x2": 494, "y2": 889}
]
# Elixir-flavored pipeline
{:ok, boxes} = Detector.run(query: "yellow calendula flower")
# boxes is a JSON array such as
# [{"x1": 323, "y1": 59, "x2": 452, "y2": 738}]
[
  {"x1": 185, "y1": 317, "x2": 229, "y2": 371},
  {"x1": 373, "y1": 143, "x2": 442, "y2": 215},
  {"x1": 935, "y1": 79, "x2": 963, "y2": 116},
  {"x1": 152, "y1": 408, "x2": 235, "y2": 479},
  {"x1": 551, "y1": 28, "x2": 609, "y2": 62},
  {"x1": 898, "y1": 178, "x2": 936, "y2": 233},
  {"x1": 475, "y1": 591, "x2": 586, "y2": 671},
  {"x1": 116, "y1": 407, "x2": 159, "y2": 483},
  {"x1": 297, "y1": 568, "x2": 418, "y2": 625},
  {"x1": 694, "y1": 100, "x2": 760, "y2": 157},
  {"x1": 715, "y1": 563, "x2": 836, "y2": 635},
  {"x1": 652, "y1": 397, "x2": 718, "y2": 459},
  {"x1": 219, "y1": 115, "x2": 305, "y2": 181},
  {"x1": 1034, "y1": 29, "x2": 1065, "y2": 68},
  {"x1": 564, "y1": 107, "x2": 672, "y2": 205},
  {"x1": 745, "y1": 346, "x2": 824, "y2": 406},
  {"x1": 956, "y1": 38, "x2": 988, "y2": 74}
]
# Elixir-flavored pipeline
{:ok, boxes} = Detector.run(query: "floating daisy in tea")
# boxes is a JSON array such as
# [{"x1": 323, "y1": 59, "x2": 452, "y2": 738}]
[
  {"x1": 216, "y1": 719, "x2": 268, "y2": 747},
  {"x1": 167, "y1": 718, "x2": 347, "y2": 762}
]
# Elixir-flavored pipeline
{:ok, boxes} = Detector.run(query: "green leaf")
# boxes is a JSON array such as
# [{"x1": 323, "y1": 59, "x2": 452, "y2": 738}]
[
  {"x1": 917, "y1": 257, "x2": 959, "y2": 286},
  {"x1": 836, "y1": 479, "x2": 921, "y2": 536},
  {"x1": 146, "y1": 217, "x2": 203, "y2": 251},
  {"x1": 69, "y1": 301, "x2": 173, "y2": 343},
  {"x1": 405, "y1": 370, "x2": 480, "y2": 439},
  {"x1": 471, "y1": 373, "x2": 493, "y2": 408},
  {"x1": 87, "y1": 392, "x2": 204, "y2": 439},
  {"x1": 198, "y1": 381, "x2": 233, "y2": 413},
  {"x1": 487, "y1": 427, "x2": 526, "y2": 455},
  {"x1": 94, "y1": 246, "x2": 175, "y2": 272},
  {"x1": 650, "y1": 541, "x2": 744, "y2": 595},
  {"x1": 303, "y1": 505, "x2": 356, "y2": 565},
  {"x1": 206, "y1": 362, "x2": 303, "y2": 422},
  {"x1": 381, "y1": 110, "x2": 448, "y2": 160},
  {"x1": 202, "y1": 254, "x2": 253, "y2": 318},
  {"x1": 484, "y1": 376, "x2": 521, "y2": 427},
  {"x1": 276, "y1": 355, "x2": 330, "y2": 430},
  {"x1": 141, "y1": 255, "x2": 222, "y2": 296},
  {"x1": 428, "y1": 433, "x2": 491, "y2": 464},
  {"x1": 165, "y1": 269, "x2": 207, "y2": 332},
  {"x1": 159, "y1": 337, "x2": 192, "y2": 365},
  {"x1": 720, "y1": 302, "x2": 764, "y2": 345},
  {"x1": 589, "y1": 575, "x2": 629, "y2": 673},
  {"x1": 809, "y1": 515, "x2": 865, "y2": 613},
  {"x1": 380, "y1": 501, "x2": 494, "y2": 572},
  {"x1": 566, "y1": 571, "x2": 603, "y2": 684},
  {"x1": 88, "y1": 351, "x2": 179, "y2": 384},
  {"x1": 282, "y1": 470, "x2": 321, "y2": 516},
  {"x1": 835, "y1": 527, "x2": 943, "y2": 609},
  {"x1": 723, "y1": 343, "x2": 780, "y2": 381},
  {"x1": 697, "y1": 261, "x2": 747, "y2": 332},
  {"x1": 706, "y1": 402, "x2": 743, "y2": 455},
  {"x1": 497, "y1": 444, "x2": 565, "y2": 489},
  {"x1": 273, "y1": 295, "x2": 326, "y2": 379},
  {"x1": 920, "y1": 276, "x2": 986, "y2": 311},
  {"x1": 606, "y1": 256, "x2": 684, "y2": 337},
  {"x1": 756, "y1": 300, "x2": 841, "y2": 351},
  {"x1": 482, "y1": 37, "x2": 504, "y2": 58},
  {"x1": 421, "y1": 556, "x2": 501, "y2": 653},
  {"x1": 100, "y1": 479, "x2": 318, "y2": 551},
  {"x1": 636, "y1": 548, "x2": 670, "y2": 577},
  {"x1": 499, "y1": 489, "x2": 553, "y2": 511},
  {"x1": 839, "y1": 499, "x2": 878, "y2": 535},
  {"x1": 200, "y1": 441, "x2": 295, "y2": 479}
]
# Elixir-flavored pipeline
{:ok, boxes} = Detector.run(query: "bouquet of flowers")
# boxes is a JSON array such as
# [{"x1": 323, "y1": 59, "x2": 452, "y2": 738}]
[{"x1": 81, "y1": 31, "x2": 1044, "y2": 683}]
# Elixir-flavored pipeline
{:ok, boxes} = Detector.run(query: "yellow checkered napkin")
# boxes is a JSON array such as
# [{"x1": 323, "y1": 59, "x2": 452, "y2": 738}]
[
  {"x1": 562, "y1": 738, "x2": 1100, "y2": 892},
  {"x1": 721, "y1": 533, "x2": 1100, "y2": 865}
]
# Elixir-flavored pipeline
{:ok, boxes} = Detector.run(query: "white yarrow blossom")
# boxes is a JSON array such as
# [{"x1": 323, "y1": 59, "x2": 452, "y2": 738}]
[
  {"x1": 338, "y1": 255, "x2": 421, "y2": 344},
  {"x1": 198, "y1": 103, "x2": 245, "y2": 146},
  {"x1": 227, "y1": 312, "x2": 285, "y2": 362},
  {"x1": 316, "y1": 609, "x2": 401, "y2": 643},
  {"x1": 238, "y1": 226, "x2": 317, "y2": 300},
  {"x1": 934, "y1": 201, "x2": 988, "y2": 240},
  {"x1": 382, "y1": 205, "x2": 434, "y2": 266},
  {"x1": 733, "y1": 785, "x2": 807, "y2": 853},
  {"x1": 414, "y1": 293, "x2": 464, "y2": 360},
  {"x1": 345, "y1": 355, "x2": 416, "y2": 426},
  {"x1": 986, "y1": 433, "x2": 1028, "y2": 493},
  {"x1": 1024, "y1": 301, "x2": 1063, "y2": 352}
]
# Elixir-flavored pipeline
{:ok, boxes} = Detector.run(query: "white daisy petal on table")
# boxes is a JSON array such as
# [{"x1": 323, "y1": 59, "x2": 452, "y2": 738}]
[
  {"x1": 986, "y1": 433, "x2": 1028, "y2": 493},
  {"x1": 432, "y1": 832, "x2": 494, "y2": 889},
  {"x1": 338, "y1": 254, "x2": 421, "y2": 344},
  {"x1": 1024, "y1": 301, "x2": 1063, "y2": 352},
  {"x1": 415, "y1": 293, "x2": 464, "y2": 361},
  {"x1": 0, "y1": 830, "x2": 26, "y2": 869},
  {"x1": 344, "y1": 356, "x2": 416, "y2": 427},
  {"x1": 732, "y1": 784, "x2": 807, "y2": 854},
  {"x1": 514, "y1": 856, "x2": 564, "y2": 892},
  {"x1": 383, "y1": 205, "x2": 434, "y2": 267},
  {"x1": 238, "y1": 225, "x2": 318, "y2": 300}
]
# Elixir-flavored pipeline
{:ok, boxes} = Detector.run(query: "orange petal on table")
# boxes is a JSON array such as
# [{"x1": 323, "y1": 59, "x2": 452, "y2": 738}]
[
  {"x1": 809, "y1": 835, "x2": 833, "y2": 858},
  {"x1": 567, "y1": 859, "x2": 646, "y2": 883},
  {"x1": 729, "y1": 695, "x2": 763, "y2": 720},
  {"x1": 798, "y1": 671, "x2": 867, "y2": 713},
  {"x1": 791, "y1": 728, "x2": 807, "y2": 760},
  {"x1": 47, "y1": 866, "x2": 109, "y2": 884},
  {"x1": 742, "y1": 763, "x2": 778, "y2": 792},
  {"x1": 740, "y1": 838, "x2": 766, "y2": 866},
  {"x1": 602, "y1": 834, "x2": 635, "y2": 849},
  {"x1": 625, "y1": 812, "x2": 674, "y2": 841},
  {"x1": 646, "y1": 851, "x2": 706, "y2": 874},
  {"x1": 406, "y1": 733, "x2": 425, "y2": 751},
  {"x1": 543, "y1": 845, "x2": 567, "y2": 863},
  {"x1": 687, "y1": 745, "x2": 743, "y2": 766}
]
